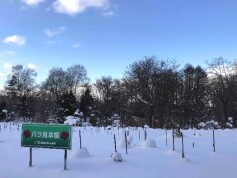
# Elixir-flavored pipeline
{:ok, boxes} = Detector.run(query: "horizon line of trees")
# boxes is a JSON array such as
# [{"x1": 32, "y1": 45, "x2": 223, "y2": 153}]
[{"x1": 0, "y1": 56, "x2": 237, "y2": 129}]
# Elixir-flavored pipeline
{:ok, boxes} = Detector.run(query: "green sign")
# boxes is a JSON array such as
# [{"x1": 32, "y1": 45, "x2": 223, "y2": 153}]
[{"x1": 21, "y1": 124, "x2": 72, "y2": 150}]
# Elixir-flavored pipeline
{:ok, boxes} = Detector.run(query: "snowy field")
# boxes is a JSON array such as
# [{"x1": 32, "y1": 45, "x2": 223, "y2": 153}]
[{"x1": 1, "y1": 122, "x2": 237, "y2": 178}]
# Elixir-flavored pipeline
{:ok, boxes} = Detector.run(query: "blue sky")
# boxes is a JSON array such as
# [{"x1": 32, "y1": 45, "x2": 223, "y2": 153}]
[{"x1": 0, "y1": 0, "x2": 237, "y2": 89}]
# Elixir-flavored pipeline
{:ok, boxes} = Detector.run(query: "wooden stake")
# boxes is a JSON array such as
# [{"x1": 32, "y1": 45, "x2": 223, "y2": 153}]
[
  {"x1": 125, "y1": 132, "x2": 128, "y2": 154},
  {"x1": 114, "y1": 134, "x2": 117, "y2": 152},
  {"x1": 181, "y1": 132, "x2": 184, "y2": 158},
  {"x1": 29, "y1": 147, "x2": 32, "y2": 167},
  {"x1": 79, "y1": 130, "x2": 82, "y2": 149},
  {"x1": 172, "y1": 130, "x2": 175, "y2": 151},
  {"x1": 213, "y1": 129, "x2": 215, "y2": 152},
  {"x1": 64, "y1": 150, "x2": 67, "y2": 170},
  {"x1": 139, "y1": 130, "x2": 140, "y2": 140},
  {"x1": 144, "y1": 130, "x2": 147, "y2": 141},
  {"x1": 165, "y1": 129, "x2": 167, "y2": 146}
]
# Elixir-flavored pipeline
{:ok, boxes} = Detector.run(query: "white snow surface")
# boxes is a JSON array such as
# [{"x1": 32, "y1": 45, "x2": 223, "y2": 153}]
[{"x1": 1, "y1": 123, "x2": 237, "y2": 178}]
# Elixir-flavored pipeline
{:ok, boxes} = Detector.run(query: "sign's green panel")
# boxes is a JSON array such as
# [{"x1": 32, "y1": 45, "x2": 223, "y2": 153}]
[{"x1": 21, "y1": 124, "x2": 72, "y2": 150}]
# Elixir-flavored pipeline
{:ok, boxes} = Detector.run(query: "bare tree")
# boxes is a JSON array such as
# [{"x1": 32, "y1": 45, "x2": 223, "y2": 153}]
[
  {"x1": 206, "y1": 57, "x2": 234, "y2": 126},
  {"x1": 66, "y1": 65, "x2": 89, "y2": 95}
]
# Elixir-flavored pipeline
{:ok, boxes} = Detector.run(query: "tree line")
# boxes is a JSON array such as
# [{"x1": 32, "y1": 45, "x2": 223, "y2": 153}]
[{"x1": 0, "y1": 56, "x2": 237, "y2": 129}]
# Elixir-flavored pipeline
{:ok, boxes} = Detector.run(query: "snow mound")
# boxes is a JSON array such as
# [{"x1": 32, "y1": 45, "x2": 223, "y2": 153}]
[
  {"x1": 111, "y1": 152, "x2": 123, "y2": 162},
  {"x1": 71, "y1": 147, "x2": 90, "y2": 158},
  {"x1": 117, "y1": 139, "x2": 126, "y2": 148},
  {"x1": 138, "y1": 139, "x2": 157, "y2": 148},
  {"x1": 118, "y1": 129, "x2": 126, "y2": 134},
  {"x1": 117, "y1": 136, "x2": 134, "y2": 148},
  {"x1": 64, "y1": 116, "x2": 80, "y2": 125},
  {"x1": 127, "y1": 136, "x2": 133, "y2": 145}
]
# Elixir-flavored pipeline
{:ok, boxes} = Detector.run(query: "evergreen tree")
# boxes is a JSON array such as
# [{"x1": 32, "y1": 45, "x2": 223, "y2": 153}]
[
  {"x1": 0, "y1": 100, "x2": 7, "y2": 121},
  {"x1": 57, "y1": 91, "x2": 77, "y2": 122},
  {"x1": 18, "y1": 95, "x2": 30, "y2": 120},
  {"x1": 79, "y1": 87, "x2": 94, "y2": 122},
  {"x1": 5, "y1": 75, "x2": 18, "y2": 97}
]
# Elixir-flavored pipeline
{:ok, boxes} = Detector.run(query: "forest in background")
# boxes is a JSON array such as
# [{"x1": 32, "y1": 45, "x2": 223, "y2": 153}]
[{"x1": 0, "y1": 56, "x2": 237, "y2": 129}]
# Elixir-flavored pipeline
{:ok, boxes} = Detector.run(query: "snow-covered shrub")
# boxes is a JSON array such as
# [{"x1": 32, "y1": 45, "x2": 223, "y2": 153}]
[
  {"x1": 198, "y1": 120, "x2": 221, "y2": 129},
  {"x1": 206, "y1": 120, "x2": 221, "y2": 129}
]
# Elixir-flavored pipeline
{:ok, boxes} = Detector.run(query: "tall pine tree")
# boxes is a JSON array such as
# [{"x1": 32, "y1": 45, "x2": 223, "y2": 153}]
[
  {"x1": 79, "y1": 87, "x2": 94, "y2": 122},
  {"x1": 57, "y1": 91, "x2": 77, "y2": 123}
]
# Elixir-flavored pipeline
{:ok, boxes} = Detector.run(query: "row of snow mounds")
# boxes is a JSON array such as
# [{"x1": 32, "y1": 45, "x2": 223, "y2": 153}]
[
  {"x1": 69, "y1": 147, "x2": 123, "y2": 162},
  {"x1": 69, "y1": 138, "x2": 158, "y2": 163},
  {"x1": 69, "y1": 147, "x2": 123, "y2": 161},
  {"x1": 117, "y1": 135, "x2": 158, "y2": 149}
]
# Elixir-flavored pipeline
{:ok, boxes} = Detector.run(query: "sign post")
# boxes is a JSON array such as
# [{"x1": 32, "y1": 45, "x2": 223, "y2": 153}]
[
  {"x1": 29, "y1": 147, "x2": 32, "y2": 167},
  {"x1": 21, "y1": 124, "x2": 72, "y2": 170}
]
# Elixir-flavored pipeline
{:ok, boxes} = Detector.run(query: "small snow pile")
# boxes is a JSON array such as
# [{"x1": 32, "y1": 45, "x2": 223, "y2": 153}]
[
  {"x1": 117, "y1": 139, "x2": 126, "y2": 148},
  {"x1": 117, "y1": 136, "x2": 133, "y2": 148},
  {"x1": 198, "y1": 122, "x2": 206, "y2": 129},
  {"x1": 74, "y1": 109, "x2": 83, "y2": 117},
  {"x1": 226, "y1": 117, "x2": 233, "y2": 128},
  {"x1": 2, "y1": 109, "x2": 7, "y2": 113},
  {"x1": 144, "y1": 125, "x2": 149, "y2": 129},
  {"x1": 138, "y1": 139, "x2": 157, "y2": 148},
  {"x1": 70, "y1": 147, "x2": 90, "y2": 159},
  {"x1": 127, "y1": 136, "x2": 133, "y2": 145},
  {"x1": 64, "y1": 116, "x2": 80, "y2": 125},
  {"x1": 111, "y1": 152, "x2": 122, "y2": 162}
]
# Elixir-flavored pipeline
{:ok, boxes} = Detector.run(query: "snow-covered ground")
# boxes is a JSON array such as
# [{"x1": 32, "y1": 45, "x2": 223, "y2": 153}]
[{"x1": 1, "y1": 122, "x2": 237, "y2": 178}]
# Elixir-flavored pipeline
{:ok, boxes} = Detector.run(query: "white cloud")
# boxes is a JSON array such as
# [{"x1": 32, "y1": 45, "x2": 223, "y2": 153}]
[
  {"x1": 52, "y1": 0, "x2": 109, "y2": 16},
  {"x1": 27, "y1": 63, "x2": 37, "y2": 69},
  {"x1": 44, "y1": 26, "x2": 67, "y2": 37},
  {"x1": 21, "y1": 0, "x2": 45, "y2": 6},
  {"x1": 3, "y1": 35, "x2": 26, "y2": 46},
  {"x1": 72, "y1": 43, "x2": 81, "y2": 48},
  {"x1": 4, "y1": 62, "x2": 12, "y2": 69},
  {"x1": 46, "y1": 41, "x2": 56, "y2": 45},
  {"x1": 7, "y1": 51, "x2": 16, "y2": 56},
  {"x1": 0, "y1": 51, "x2": 16, "y2": 57},
  {"x1": 0, "y1": 73, "x2": 5, "y2": 78},
  {"x1": 102, "y1": 11, "x2": 114, "y2": 17}
]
